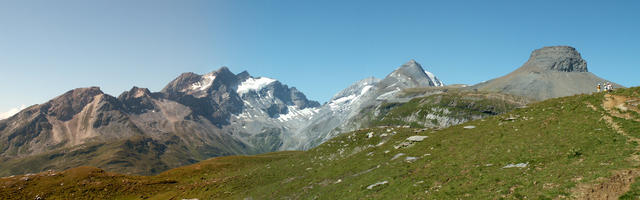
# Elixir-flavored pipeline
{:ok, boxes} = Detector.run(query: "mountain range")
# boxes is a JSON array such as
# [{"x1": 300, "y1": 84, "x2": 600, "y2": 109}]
[{"x1": 0, "y1": 45, "x2": 621, "y2": 176}]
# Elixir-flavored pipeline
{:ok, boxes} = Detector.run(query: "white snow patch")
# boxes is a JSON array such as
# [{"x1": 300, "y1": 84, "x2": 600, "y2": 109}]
[
  {"x1": 328, "y1": 94, "x2": 357, "y2": 110},
  {"x1": 277, "y1": 106, "x2": 319, "y2": 122},
  {"x1": 360, "y1": 85, "x2": 373, "y2": 96},
  {"x1": 237, "y1": 77, "x2": 276, "y2": 94},
  {"x1": 190, "y1": 74, "x2": 216, "y2": 91},
  {"x1": 0, "y1": 105, "x2": 27, "y2": 120},
  {"x1": 331, "y1": 94, "x2": 356, "y2": 104},
  {"x1": 424, "y1": 70, "x2": 444, "y2": 86}
]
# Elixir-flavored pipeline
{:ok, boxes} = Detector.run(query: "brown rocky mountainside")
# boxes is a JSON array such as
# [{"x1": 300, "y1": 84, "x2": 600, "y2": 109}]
[{"x1": 0, "y1": 67, "x2": 320, "y2": 176}]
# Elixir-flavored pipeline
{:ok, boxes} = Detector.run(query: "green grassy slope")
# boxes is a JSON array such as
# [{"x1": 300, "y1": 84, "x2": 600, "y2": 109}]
[
  {"x1": 1, "y1": 87, "x2": 639, "y2": 199},
  {"x1": 367, "y1": 91, "x2": 529, "y2": 128},
  {"x1": 0, "y1": 136, "x2": 199, "y2": 176}
]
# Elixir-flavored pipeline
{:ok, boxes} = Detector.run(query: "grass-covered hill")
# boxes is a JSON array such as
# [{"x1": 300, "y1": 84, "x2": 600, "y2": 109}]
[
  {"x1": 366, "y1": 90, "x2": 530, "y2": 128},
  {"x1": 2, "y1": 87, "x2": 639, "y2": 199}
]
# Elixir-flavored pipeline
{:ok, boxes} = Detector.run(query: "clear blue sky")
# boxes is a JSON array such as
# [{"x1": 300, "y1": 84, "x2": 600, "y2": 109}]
[{"x1": 1, "y1": 0, "x2": 639, "y2": 113}]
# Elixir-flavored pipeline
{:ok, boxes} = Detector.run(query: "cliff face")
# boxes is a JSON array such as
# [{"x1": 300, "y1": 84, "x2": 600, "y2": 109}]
[{"x1": 523, "y1": 46, "x2": 588, "y2": 72}]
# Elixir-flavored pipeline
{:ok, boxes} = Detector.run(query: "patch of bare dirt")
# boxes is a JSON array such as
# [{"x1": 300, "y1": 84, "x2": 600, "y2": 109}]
[
  {"x1": 570, "y1": 96, "x2": 640, "y2": 200},
  {"x1": 603, "y1": 94, "x2": 640, "y2": 121}
]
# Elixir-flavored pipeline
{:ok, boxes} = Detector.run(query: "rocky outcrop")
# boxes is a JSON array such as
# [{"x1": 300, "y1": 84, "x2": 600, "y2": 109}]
[{"x1": 524, "y1": 46, "x2": 588, "y2": 72}]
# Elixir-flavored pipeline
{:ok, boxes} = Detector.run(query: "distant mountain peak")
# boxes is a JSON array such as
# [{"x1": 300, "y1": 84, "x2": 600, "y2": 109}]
[
  {"x1": 399, "y1": 59, "x2": 423, "y2": 72},
  {"x1": 378, "y1": 60, "x2": 444, "y2": 91},
  {"x1": 44, "y1": 87, "x2": 106, "y2": 121},
  {"x1": 523, "y1": 46, "x2": 588, "y2": 72},
  {"x1": 119, "y1": 86, "x2": 152, "y2": 99}
]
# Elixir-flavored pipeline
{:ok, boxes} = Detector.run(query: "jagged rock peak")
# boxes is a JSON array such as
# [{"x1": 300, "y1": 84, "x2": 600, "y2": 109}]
[
  {"x1": 214, "y1": 66, "x2": 234, "y2": 76},
  {"x1": 398, "y1": 59, "x2": 424, "y2": 73},
  {"x1": 44, "y1": 87, "x2": 105, "y2": 121},
  {"x1": 378, "y1": 59, "x2": 443, "y2": 90},
  {"x1": 53, "y1": 87, "x2": 104, "y2": 101},
  {"x1": 523, "y1": 46, "x2": 588, "y2": 72},
  {"x1": 119, "y1": 86, "x2": 151, "y2": 99},
  {"x1": 236, "y1": 70, "x2": 251, "y2": 82}
]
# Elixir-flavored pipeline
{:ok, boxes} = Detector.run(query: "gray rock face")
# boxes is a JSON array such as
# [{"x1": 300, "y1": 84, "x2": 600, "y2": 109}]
[
  {"x1": 378, "y1": 60, "x2": 441, "y2": 93},
  {"x1": 524, "y1": 46, "x2": 587, "y2": 72},
  {"x1": 472, "y1": 46, "x2": 621, "y2": 101}
]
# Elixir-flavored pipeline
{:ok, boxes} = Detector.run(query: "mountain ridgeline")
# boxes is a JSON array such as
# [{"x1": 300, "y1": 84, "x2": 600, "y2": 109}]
[
  {"x1": 0, "y1": 67, "x2": 323, "y2": 175},
  {"x1": 0, "y1": 45, "x2": 622, "y2": 177}
]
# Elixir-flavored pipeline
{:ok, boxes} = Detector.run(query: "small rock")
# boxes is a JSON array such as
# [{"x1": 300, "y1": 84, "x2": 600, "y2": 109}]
[
  {"x1": 366, "y1": 132, "x2": 374, "y2": 138},
  {"x1": 366, "y1": 180, "x2": 389, "y2": 190},
  {"x1": 384, "y1": 150, "x2": 390, "y2": 154},
  {"x1": 406, "y1": 136, "x2": 428, "y2": 142},
  {"x1": 391, "y1": 153, "x2": 405, "y2": 160},
  {"x1": 335, "y1": 179, "x2": 342, "y2": 184},
  {"x1": 394, "y1": 142, "x2": 412, "y2": 149},
  {"x1": 503, "y1": 162, "x2": 528, "y2": 169},
  {"x1": 463, "y1": 125, "x2": 476, "y2": 129},
  {"x1": 405, "y1": 157, "x2": 418, "y2": 162},
  {"x1": 379, "y1": 133, "x2": 388, "y2": 137}
]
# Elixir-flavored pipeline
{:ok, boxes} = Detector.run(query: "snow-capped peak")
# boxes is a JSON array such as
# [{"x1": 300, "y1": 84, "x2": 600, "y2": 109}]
[
  {"x1": 237, "y1": 77, "x2": 277, "y2": 94},
  {"x1": 190, "y1": 73, "x2": 216, "y2": 91},
  {"x1": 424, "y1": 70, "x2": 444, "y2": 86}
]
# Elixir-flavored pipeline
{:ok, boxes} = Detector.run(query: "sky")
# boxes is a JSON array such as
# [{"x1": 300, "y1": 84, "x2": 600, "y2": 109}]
[{"x1": 1, "y1": 0, "x2": 639, "y2": 116}]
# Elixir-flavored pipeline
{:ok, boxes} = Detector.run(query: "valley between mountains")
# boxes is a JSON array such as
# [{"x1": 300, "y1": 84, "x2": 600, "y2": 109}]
[{"x1": 1, "y1": 46, "x2": 638, "y2": 199}]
